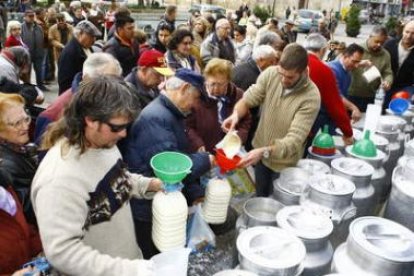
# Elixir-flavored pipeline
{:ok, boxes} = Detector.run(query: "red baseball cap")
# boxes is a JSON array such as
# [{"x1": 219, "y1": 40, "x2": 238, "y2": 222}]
[{"x1": 137, "y1": 49, "x2": 173, "y2": 76}]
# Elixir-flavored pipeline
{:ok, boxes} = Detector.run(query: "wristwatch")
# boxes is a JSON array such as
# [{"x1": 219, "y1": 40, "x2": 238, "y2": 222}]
[{"x1": 262, "y1": 147, "x2": 271, "y2": 159}]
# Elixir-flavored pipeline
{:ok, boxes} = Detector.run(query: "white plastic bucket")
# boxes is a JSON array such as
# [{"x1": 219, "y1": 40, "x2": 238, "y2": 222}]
[
  {"x1": 363, "y1": 66, "x2": 381, "y2": 83},
  {"x1": 151, "y1": 247, "x2": 191, "y2": 276}
]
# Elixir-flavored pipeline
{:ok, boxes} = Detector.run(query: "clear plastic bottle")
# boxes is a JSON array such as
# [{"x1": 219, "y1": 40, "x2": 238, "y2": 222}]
[{"x1": 375, "y1": 87, "x2": 385, "y2": 106}]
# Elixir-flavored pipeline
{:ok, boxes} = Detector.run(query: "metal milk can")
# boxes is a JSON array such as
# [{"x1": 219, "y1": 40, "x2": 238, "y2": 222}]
[
  {"x1": 296, "y1": 159, "x2": 331, "y2": 176},
  {"x1": 272, "y1": 167, "x2": 310, "y2": 206},
  {"x1": 384, "y1": 157, "x2": 414, "y2": 232},
  {"x1": 345, "y1": 146, "x2": 388, "y2": 212},
  {"x1": 300, "y1": 174, "x2": 356, "y2": 249},
  {"x1": 332, "y1": 217, "x2": 414, "y2": 276},
  {"x1": 277, "y1": 205, "x2": 334, "y2": 276},
  {"x1": 386, "y1": 109, "x2": 414, "y2": 139},
  {"x1": 331, "y1": 157, "x2": 375, "y2": 217}
]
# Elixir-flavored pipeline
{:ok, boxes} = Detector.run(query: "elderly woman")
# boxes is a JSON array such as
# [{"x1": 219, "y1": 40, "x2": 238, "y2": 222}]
[
  {"x1": 166, "y1": 28, "x2": 200, "y2": 72},
  {"x1": 0, "y1": 93, "x2": 38, "y2": 224},
  {"x1": 4, "y1": 21, "x2": 27, "y2": 48},
  {"x1": 186, "y1": 58, "x2": 252, "y2": 153},
  {"x1": 234, "y1": 25, "x2": 252, "y2": 65}
]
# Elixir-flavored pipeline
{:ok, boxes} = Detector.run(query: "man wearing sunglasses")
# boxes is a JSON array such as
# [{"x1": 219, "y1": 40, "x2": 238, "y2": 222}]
[
  {"x1": 31, "y1": 76, "x2": 163, "y2": 276},
  {"x1": 121, "y1": 68, "x2": 215, "y2": 259}
]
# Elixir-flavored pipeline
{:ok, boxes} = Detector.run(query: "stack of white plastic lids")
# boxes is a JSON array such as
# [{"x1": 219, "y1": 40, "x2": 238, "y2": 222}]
[
  {"x1": 152, "y1": 191, "x2": 188, "y2": 252},
  {"x1": 202, "y1": 178, "x2": 232, "y2": 224}
]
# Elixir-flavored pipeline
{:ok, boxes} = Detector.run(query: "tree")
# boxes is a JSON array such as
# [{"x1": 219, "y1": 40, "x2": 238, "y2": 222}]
[{"x1": 346, "y1": 4, "x2": 361, "y2": 38}]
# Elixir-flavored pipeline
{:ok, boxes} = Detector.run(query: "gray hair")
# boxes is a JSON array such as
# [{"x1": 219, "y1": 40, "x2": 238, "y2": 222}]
[
  {"x1": 165, "y1": 76, "x2": 199, "y2": 93},
  {"x1": 165, "y1": 76, "x2": 186, "y2": 90},
  {"x1": 82, "y1": 53, "x2": 123, "y2": 78},
  {"x1": 370, "y1": 25, "x2": 388, "y2": 37},
  {"x1": 6, "y1": 21, "x2": 21, "y2": 37},
  {"x1": 304, "y1": 33, "x2": 327, "y2": 52},
  {"x1": 252, "y1": 45, "x2": 277, "y2": 61},
  {"x1": 216, "y1": 18, "x2": 230, "y2": 29},
  {"x1": 254, "y1": 31, "x2": 282, "y2": 48}
]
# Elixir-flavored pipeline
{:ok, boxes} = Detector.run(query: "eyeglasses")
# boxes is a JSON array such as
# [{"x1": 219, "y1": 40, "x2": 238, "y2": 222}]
[
  {"x1": 103, "y1": 121, "x2": 131, "y2": 133},
  {"x1": 6, "y1": 115, "x2": 31, "y2": 129}
]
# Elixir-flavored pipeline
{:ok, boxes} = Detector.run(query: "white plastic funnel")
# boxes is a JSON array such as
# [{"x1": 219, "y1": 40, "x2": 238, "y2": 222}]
[
  {"x1": 151, "y1": 247, "x2": 191, "y2": 276},
  {"x1": 363, "y1": 66, "x2": 381, "y2": 83},
  {"x1": 364, "y1": 104, "x2": 382, "y2": 134}
]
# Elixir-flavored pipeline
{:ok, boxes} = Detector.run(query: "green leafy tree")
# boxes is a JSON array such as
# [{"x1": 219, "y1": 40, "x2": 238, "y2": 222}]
[
  {"x1": 253, "y1": 5, "x2": 271, "y2": 26},
  {"x1": 346, "y1": 4, "x2": 361, "y2": 38}
]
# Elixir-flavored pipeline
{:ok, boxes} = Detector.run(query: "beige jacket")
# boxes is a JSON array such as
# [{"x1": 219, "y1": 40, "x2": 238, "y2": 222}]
[
  {"x1": 48, "y1": 23, "x2": 73, "y2": 62},
  {"x1": 244, "y1": 66, "x2": 321, "y2": 171}
]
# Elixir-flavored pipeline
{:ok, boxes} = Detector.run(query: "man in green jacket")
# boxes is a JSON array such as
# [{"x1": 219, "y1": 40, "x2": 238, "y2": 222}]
[
  {"x1": 348, "y1": 26, "x2": 393, "y2": 112},
  {"x1": 222, "y1": 43, "x2": 321, "y2": 197}
]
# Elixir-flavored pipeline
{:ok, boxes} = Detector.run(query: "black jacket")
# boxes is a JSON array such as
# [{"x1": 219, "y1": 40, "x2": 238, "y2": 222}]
[
  {"x1": 104, "y1": 35, "x2": 139, "y2": 77},
  {"x1": 58, "y1": 38, "x2": 91, "y2": 95},
  {"x1": 384, "y1": 38, "x2": 414, "y2": 90},
  {"x1": 0, "y1": 143, "x2": 38, "y2": 224}
]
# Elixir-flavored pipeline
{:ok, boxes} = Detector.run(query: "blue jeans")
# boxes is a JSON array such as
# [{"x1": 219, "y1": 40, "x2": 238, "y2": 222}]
[{"x1": 254, "y1": 161, "x2": 280, "y2": 197}]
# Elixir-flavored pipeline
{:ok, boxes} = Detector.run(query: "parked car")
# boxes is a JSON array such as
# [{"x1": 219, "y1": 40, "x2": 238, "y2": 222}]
[
  {"x1": 295, "y1": 9, "x2": 324, "y2": 33},
  {"x1": 188, "y1": 4, "x2": 226, "y2": 17},
  {"x1": 359, "y1": 9, "x2": 369, "y2": 24}
]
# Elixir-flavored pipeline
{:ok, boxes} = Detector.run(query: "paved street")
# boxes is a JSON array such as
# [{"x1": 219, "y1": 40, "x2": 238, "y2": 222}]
[{"x1": 38, "y1": 22, "x2": 375, "y2": 108}]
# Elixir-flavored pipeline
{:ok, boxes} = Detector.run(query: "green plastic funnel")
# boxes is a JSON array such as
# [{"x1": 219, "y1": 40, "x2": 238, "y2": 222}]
[
  {"x1": 351, "y1": 130, "x2": 377, "y2": 158},
  {"x1": 311, "y1": 125, "x2": 336, "y2": 155},
  {"x1": 150, "y1": 152, "x2": 193, "y2": 184}
]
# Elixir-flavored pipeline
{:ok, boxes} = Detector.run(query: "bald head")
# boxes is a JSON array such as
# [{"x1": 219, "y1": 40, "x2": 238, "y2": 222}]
[{"x1": 402, "y1": 20, "x2": 414, "y2": 49}]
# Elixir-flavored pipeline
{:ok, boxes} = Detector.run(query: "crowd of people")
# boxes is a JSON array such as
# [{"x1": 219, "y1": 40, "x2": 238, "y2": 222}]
[{"x1": 1, "y1": 1, "x2": 414, "y2": 275}]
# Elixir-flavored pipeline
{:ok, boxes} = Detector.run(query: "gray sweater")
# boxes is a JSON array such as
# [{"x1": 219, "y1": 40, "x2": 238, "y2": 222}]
[{"x1": 31, "y1": 139, "x2": 155, "y2": 276}]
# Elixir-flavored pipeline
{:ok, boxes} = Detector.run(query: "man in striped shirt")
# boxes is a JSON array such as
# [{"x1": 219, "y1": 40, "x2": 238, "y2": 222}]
[{"x1": 222, "y1": 43, "x2": 321, "y2": 197}]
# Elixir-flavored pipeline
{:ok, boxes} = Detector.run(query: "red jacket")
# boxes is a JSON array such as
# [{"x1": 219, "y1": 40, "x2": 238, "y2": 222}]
[
  {"x1": 308, "y1": 53, "x2": 353, "y2": 137},
  {"x1": 0, "y1": 187, "x2": 42, "y2": 275},
  {"x1": 4, "y1": 35, "x2": 25, "y2": 48},
  {"x1": 186, "y1": 83, "x2": 252, "y2": 153}
]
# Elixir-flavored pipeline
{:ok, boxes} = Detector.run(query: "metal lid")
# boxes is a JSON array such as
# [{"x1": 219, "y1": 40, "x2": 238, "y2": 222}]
[
  {"x1": 377, "y1": 115, "x2": 406, "y2": 132},
  {"x1": 350, "y1": 217, "x2": 414, "y2": 262},
  {"x1": 296, "y1": 159, "x2": 330, "y2": 175},
  {"x1": 237, "y1": 226, "x2": 306, "y2": 269},
  {"x1": 277, "y1": 168, "x2": 310, "y2": 194},
  {"x1": 276, "y1": 205, "x2": 333, "y2": 239},
  {"x1": 331, "y1": 157, "x2": 374, "y2": 178},
  {"x1": 309, "y1": 174, "x2": 355, "y2": 195},
  {"x1": 353, "y1": 130, "x2": 390, "y2": 148},
  {"x1": 213, "y1": 270, "x2": 257, "y2": 276},
  {"x1": 394, "y1": 158, "x2": 414, "y2": 196},
  {"x1": 345, "y1": 145, "x2": 387, "y2": 163},
  {"x1": 405, "y1": 140, "x2": 414, "y2": 156}
]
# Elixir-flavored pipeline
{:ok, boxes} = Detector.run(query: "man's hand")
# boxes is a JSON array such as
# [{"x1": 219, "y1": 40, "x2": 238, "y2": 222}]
[
  {"x1": 382, "y1": 81, "x2": 391, "y2": 91},
  {"x1": 148, "y1": 178, "x2": 163, "y2": 192},
  {"x1": 343, "y1": 135, "x2": 354, "y2": 146},
  {"x1": 351, "y1": 108, "x2": 362, "y2": 124},
  {"x1": 359, "y1": 60, "x2": 373, "y2": 68},
  {"x1": 238, "y1": 147, "x2": 266, "y2": 168},
  {"x1": 221, "y1": 112, "x2": 239, "y2": 133}
]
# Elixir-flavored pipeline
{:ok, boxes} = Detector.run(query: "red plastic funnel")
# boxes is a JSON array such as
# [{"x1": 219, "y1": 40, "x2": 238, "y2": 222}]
[{"x1": 215, "y1": 148, "x2": 241, "y2": 174}]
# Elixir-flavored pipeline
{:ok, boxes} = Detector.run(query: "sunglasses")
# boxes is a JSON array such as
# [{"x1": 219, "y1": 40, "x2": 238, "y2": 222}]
[{"x1": 103, "y1": 121, "x2": 131, "y2": 132}]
